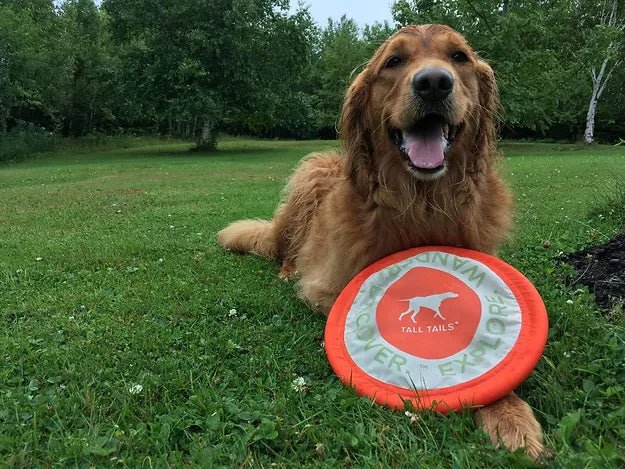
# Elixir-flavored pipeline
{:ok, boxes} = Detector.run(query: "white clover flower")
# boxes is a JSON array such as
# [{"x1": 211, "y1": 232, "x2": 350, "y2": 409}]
[
  {"x1": 228, "y1": 308, "x2": 238, "y2": 317},
  {"x1": 158, "y1": 258, "x2": 163, "y2": 263},
  {"x1": 315, "y1": 443, "x2": 325, "y2": 457},
  {"x1": 404, "y1": 410, "x2": 419, "y2": 424},
  {"x1": 563, "y1": 352, "x2": 571, "y2": 358},
  {"x1": 35, "y1": 257, "x2": 43, "y2": 261},
  {"x1": 169, "y1": 225, "x2": 174, "y2": 229},
  {"x1": 128, "y1": 384, "x2": 143, "y2": 394},
  {"x1": 291, "y1": 376, "x2": 309, "y2": 393},
  {"x1": 566, "y1": 300, "x2": 574, "y2": 305}
]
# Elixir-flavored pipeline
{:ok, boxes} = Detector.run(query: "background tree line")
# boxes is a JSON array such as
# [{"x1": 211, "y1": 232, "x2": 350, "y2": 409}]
[{"x1": 0, "y1": 0, "x2": 623, "y2": 159}]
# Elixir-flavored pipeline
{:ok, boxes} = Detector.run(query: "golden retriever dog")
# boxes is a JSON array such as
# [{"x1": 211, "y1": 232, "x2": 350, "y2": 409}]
[{"x1": 218, "y1": 24, "x2": 544, "y2": 459}]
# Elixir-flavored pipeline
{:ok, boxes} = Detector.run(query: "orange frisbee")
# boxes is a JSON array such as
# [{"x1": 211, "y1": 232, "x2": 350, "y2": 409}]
[{"x1": 325, "y1": 246, "x2": 548, "y2": 413}]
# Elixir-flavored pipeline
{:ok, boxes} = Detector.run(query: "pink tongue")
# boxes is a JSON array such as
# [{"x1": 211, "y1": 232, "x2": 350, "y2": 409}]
[{"x1": 403, "y1": 124, "x2": 445, "y2": 169}]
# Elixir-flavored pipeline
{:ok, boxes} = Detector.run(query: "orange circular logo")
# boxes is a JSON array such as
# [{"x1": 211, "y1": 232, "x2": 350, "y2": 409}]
[{"x1": 375, "y1": 267, "x2": 481, "y2": 359}]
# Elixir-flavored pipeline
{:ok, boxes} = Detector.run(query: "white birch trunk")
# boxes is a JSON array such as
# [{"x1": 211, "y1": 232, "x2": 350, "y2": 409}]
[
  {"x1": 584, "y1": 59, "x2": 607, "y2": 144},
  {"x1": 584, "y1": 0, "x2": 621, "y2": 144},
  {"x1": 584, "y1": 99, "x2": 597, "y2": 145}
]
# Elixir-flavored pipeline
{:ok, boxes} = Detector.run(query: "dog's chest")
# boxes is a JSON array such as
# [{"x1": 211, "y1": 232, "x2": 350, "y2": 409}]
[{"x1": 378, "y1": 207, "x2": 474, "y2": 253}]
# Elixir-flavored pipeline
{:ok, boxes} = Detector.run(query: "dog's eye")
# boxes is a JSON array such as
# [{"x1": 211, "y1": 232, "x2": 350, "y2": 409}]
[
  {"x1": 385, "y1": 56, "x2": 404, "y2": 69},
  {"x1": 451, "y1": 51, "x2": 469, "y2": 63}
]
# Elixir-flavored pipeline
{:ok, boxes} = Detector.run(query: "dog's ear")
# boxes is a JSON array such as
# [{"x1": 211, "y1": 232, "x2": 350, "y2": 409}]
[
  {"x1": 474, "y1": 60, "x2": 500, "y2": 159},
  {"x1": 339, "y1": 71, "x2": 374, "y2": 193}
]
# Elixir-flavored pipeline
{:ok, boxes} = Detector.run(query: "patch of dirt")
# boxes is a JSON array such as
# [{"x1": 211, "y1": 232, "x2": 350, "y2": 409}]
[{"x1": 567, "y1": 233, "x2": 625, "y2": 311}]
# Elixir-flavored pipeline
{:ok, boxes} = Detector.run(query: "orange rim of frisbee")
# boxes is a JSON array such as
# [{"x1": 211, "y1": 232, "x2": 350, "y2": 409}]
[{"x1": 324, "y1": 246, "x2": 548, "y2": 413}]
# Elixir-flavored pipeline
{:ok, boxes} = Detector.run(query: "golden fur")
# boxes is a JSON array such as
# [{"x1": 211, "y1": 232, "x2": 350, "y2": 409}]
[{"x1": 218, "y1": 24, "x2": 544, "y2": 460}]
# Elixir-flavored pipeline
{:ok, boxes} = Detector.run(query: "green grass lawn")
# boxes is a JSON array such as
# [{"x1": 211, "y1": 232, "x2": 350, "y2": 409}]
[{"x1": 1, "y1": 139, "x2": 624, "y2": 467}]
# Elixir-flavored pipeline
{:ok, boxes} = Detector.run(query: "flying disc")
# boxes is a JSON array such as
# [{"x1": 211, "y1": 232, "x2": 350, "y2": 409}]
[{"x1": 325, "y1": 246, "x2": 548, "y2": 413}]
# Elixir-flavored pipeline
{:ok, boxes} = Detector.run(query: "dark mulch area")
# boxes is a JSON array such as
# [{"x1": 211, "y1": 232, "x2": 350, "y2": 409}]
[{"x1": 567, "y1": 233, "x2": 625, "y2": 311}]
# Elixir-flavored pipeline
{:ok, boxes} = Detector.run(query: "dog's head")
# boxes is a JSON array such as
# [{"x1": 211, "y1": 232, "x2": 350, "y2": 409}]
[{"x1": 341, "y1": 24, "x2": 498, "y2": 187}]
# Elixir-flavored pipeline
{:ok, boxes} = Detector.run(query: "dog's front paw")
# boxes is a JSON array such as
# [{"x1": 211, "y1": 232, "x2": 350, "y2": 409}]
[{"x1": 475, "y1": 392, "x2": 545, "y2": 461}]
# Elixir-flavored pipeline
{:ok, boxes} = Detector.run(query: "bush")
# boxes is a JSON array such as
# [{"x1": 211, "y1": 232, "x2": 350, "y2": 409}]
[
  {"x1": 57, "y1": 133, "x2": 175, "y2": 153},
  {"x1": 0, "y1": 124, "x2": 61, "y2": 163},
  {"x1": 0, "y1": 129, "x2": 185, "y2": 163}
]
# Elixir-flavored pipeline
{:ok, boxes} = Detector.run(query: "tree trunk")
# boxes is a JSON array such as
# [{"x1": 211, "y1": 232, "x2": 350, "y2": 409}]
[
  {"x1": 585, "y1": 58, "x2": 611, "y2": 144},
  {"x1": 584, "y1": 93, "x2": 598, "y2": 144},
  {"x1": 584, "y1": 0, "x2": 621, "y2": 144},
  {"x1": 195, "y1": 121, "x2": 216, "y2": 151},
  {"x1": 201, "y1": 123, "x2": 210, "y2": 141}
]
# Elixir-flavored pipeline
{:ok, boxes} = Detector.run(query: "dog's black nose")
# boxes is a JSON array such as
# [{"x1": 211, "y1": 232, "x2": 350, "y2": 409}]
[{"x1": 413, "y1": 68, "x2": 454, "y2": 102}]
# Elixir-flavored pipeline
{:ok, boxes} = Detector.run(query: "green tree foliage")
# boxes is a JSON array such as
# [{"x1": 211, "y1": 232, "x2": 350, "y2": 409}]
[
  {"x1": 0, "y1": 0, "x2": 69, "y2": 132},
  {"x1": 391, "y1": 0, "x2": 625, "y2": 140},
  {"x1": 313, "y1": 17, "x2": 367, "y2": 135},
  {"x1": 312, "y1": 17, "x2": 394, "y2": 135},
  {"x1": 103, "y1": 0, "x2": 317, "y2": 147},
  {"x1": 0, "y1": 0, "x2": 116, "y2": 136},
  {"x1": 60, "y1": 0, "x2": 117, "y2": 135},
  {"x1": 0, "y1": 0, "x2": 624, "y2": 148}
]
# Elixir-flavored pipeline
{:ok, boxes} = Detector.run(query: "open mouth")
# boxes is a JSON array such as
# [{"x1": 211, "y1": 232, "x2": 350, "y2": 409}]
[{"x1": 390, "y1": 115, "x2": 460, "y2": 174}]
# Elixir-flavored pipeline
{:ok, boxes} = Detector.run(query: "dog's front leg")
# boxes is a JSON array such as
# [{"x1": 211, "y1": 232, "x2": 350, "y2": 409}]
[
  {"x1": 474, "y1": 392, "x2": 544, "y2": 461},
  {"x1": 398, "y1": 308, "x2": 414, "y2": 322}
]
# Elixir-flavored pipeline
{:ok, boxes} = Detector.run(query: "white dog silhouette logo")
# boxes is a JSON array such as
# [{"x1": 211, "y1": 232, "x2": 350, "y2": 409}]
[{"x1": 398, "y1": 292, "x2": 459, "y2": 322}]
